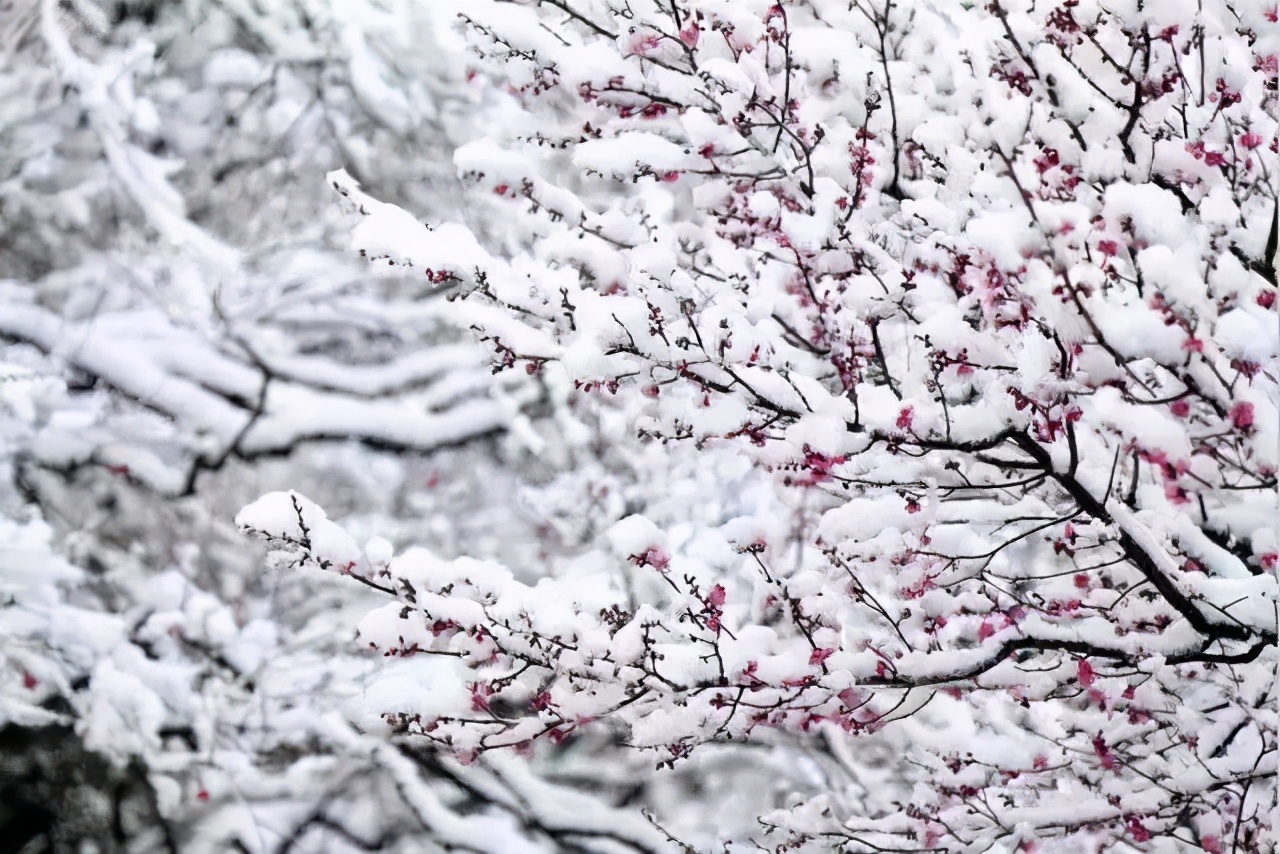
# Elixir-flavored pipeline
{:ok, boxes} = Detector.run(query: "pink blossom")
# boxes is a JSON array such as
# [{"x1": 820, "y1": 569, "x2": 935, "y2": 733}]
[
  {"x1": 1240, "y1": 131, "x2": 1264, "y2": 149},
  {"x1": 801, "y1": 446, "x2": 847, "y2": 482},
  {"x1": 706, "y1": 584, "x2": 726, "y2": 607},
  {"x1": 634, "y1": 547, "x2": 670, "y2": 572},
  {"x1": 896, "y1": 406, "x2": 914, "y2": 431},
  {"x1": 623, "y1": 30, "x2": 662, "y2": 56},
  {"x1": 1229, "y1": 401, "x2": 1255, "y2": 432},
  {"x1": 809, "y1": 647, "x2": 834, "y2": 667},
  {"x1": 1092, "y1": 735, "x2": 1118, "y2": 771},
  {"x1": 1126, "y1": 817, "x2": 1151, "y2": 842},
  {"x1": 469, "y1": 682, "x2": 493, "y2": 713},
  {"x1": 678, "y1": 19, "x2": 700, "y2": 48},
  {"x1": 837, "y1": 687, "x2": 864, "y2": 707}
]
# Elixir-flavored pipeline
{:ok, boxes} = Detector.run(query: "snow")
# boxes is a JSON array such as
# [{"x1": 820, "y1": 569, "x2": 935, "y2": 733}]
[
  {"x1": 236, "y1": 491, "x2": 363, "y2": 572},
  {"x1": 574, "y1": 133, "x2": 689, "y2": 176},
  {"x1": 1103, "y1": 182, "x2": 1190, "y2": 246},
  {"x1": 6, "y1": 0, "x2": 1278, "y2": 850},
  {"x1": 203, "y1": 48, "x2": 264, "y2": 88},
  {"x1": 606, "y1": 514, "x2": 669, "y2": 558},
  {"x1": 1216, "y1": 307, "x2": 1279, "y2": 362}
]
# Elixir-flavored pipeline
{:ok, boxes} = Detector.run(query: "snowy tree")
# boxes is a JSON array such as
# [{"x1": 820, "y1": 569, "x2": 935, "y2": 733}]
[{"x1": 242, "y1": 1, "x2": 1280, "y2": 851}]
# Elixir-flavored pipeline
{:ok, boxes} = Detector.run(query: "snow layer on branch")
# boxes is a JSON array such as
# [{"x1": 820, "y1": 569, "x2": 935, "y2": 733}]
[
  {"x1": 329, "y1": 168, "x2": 491, "y2": 275},
  {"x1": 236, "y1": 491, "x2": 364, "y2": 573}
]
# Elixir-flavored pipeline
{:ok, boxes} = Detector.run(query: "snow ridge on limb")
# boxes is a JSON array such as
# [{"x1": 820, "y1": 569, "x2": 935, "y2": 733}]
[{"x1": 0, "y1": 298, "x2": 511, "y2": 495}]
